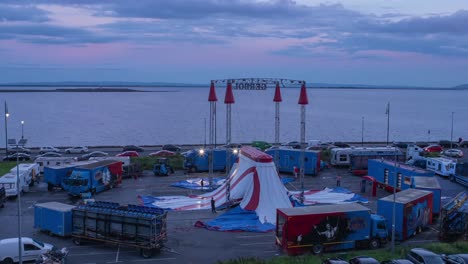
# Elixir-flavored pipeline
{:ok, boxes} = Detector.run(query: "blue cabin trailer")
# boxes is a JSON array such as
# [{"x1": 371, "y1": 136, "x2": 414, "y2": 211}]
[
  {"x1": 368, "y1": 159, "x2": 441, "y2": 214},
  {"x1": 61, "y1": 160, "x2": 123, "y2": 196},
  {"x1": 265, "y1": 149, "x2": 321, "y2": 175},
  {"x1": 377, "y1": 189, "x2": 433, "y2": 241},
  {"x1": 451, "y1": 162, "x2": 468, "y2": 187},
  {"x1": 183, "y1": 148, "x2": 237, "y2": 173},
  {"x1": 276, "y1": 203, "x2": 388, "y2": 255},
  {"x1": 44, "y1": 160, "x2": 98, "y2": 191},
  {"x1": 349, "y1": 151, "x2": 405, "y2": 176},
  {"x1": 34, "y1": 202, "x2": 76, "y2": 236}
]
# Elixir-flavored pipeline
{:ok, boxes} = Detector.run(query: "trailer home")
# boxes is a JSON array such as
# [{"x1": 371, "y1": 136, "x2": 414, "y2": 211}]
[
  {"x1": 426, "y1": 157, "x2": 456, "y2": 177},
  {"x1": 35, "y1": 157, "x2": 76, "y2": 174},
  {"x1": 330, "y1": 147, "x2": 403, "y2": 166}
]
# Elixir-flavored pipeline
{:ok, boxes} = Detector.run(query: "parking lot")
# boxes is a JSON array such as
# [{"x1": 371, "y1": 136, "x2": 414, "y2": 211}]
[{"x1": 0, "y1": 146, "x2": 467, "y2": 264}]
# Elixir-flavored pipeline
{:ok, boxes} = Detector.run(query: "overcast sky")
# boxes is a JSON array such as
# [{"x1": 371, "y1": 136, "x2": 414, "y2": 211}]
[{"x1": 1, "y1": 0, "x2": 467, "y2": 87}]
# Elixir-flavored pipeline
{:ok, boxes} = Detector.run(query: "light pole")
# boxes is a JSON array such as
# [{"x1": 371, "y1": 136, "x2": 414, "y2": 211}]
[
  {"x1": 4, "y1": 102, "x2": 9, "y2": 157},
  {"x1": 21, "y1": 121, "x2": 24, "y2": 139},
  {"x1": 361, "y1": 116, "x2": 364, "y2": 146},
  {"x1": 16, "y1": 139, "x2": 23, "y2": 264},
  {"x1": 451, "y1": 112, "x2": 454, "y2": 149}
]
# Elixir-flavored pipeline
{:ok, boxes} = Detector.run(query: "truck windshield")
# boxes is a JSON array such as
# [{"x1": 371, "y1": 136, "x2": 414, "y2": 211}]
[
  {"x1": 65, "y1": 179, "x2": 88, "y2": 186},
  {"x1": 33, "y1": 239, "x2": 44, "y2": 247},
  {"x1": 377, "y1": 221, "x2": 386, "y2": 230}
]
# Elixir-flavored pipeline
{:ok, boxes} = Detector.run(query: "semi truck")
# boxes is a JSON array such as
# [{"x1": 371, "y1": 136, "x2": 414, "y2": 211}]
[
  {"x1": 367, "y1": 159, "x2": 441, "y2": 215},
  {"x1": 450, "y1": 162, "x2": 468, "y2": 187},
  {"x1": 72, "y1": 201, "x2": 167, "y2": 258},
  {"x1": 44, "y1": 160, "x2": 98, "y2": 191},
  {"x1": 265, "y1": 148, "x2": 321, "y2": 175},
  {"x1": 276, "y1": 203, "x2": 388, "y2": 255},
  {"x1": 439, "y1": 191, "x2": 468, "y2": 241},
  {"x1": 61, "y1": 160, "x2": 123, "y2": 196},
  {"x1": 183, "y1": 148, "x2": 237, "y2": 173},
  {"x1": 377, "y1": 189, "x2": 433, "y2": 241}
]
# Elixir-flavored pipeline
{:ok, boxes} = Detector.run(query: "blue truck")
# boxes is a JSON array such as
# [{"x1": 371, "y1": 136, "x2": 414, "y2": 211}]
[
  {"x1": 44, "y1": 160, "x2": 98, "y2": 191},
  {"x1": 34, "y1": 202, "x2": 76, "y2": 236},
  {"x1": 451, "y1": 162, "x2": 468, "y2": 187},
  {"x1": 183, "y1": 148, "x2": 237, "y2": 173},
  {"x1": 276, "y1": 203, "x2": 388, "y2": 255},
  {"x1": 265, "y1": 149, "x2": 320, "y2": 175},
  {"x1": 368, "y1": 159, "x2": 441, "y2": 215},
  {"x1": 61, "y1": 160, "x2": 123, "y2": 196},
  {"x1": 377, "y1": 189, "x2": 433, "y2": 241}
]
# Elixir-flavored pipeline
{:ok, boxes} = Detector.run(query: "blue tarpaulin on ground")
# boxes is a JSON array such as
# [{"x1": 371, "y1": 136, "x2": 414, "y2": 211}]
[
  {"x1": 170, "y1": 177, "x2": 295, "y2": 190},
  {"x1": 194, "y1": 205, "x2": 275, "y2": 232}
]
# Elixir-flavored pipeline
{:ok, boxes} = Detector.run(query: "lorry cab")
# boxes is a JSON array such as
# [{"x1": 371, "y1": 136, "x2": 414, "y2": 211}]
[{"x1": 370, "y1": 214, "x2": 388, "y2": 247}]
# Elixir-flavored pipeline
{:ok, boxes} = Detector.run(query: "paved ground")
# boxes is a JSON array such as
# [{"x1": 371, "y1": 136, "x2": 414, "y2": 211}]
[{"x1": 0, "y1": 156, "x2": 466, "y2": 264}]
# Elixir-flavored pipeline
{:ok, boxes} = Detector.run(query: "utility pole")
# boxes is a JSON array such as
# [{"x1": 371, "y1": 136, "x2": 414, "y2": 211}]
[{"x1": 386, "y1": 102, "x2": 390, "y2": 146}]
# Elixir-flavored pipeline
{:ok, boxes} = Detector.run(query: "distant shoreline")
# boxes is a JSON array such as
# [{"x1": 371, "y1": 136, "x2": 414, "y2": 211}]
[{"x1": 0, "y1": 88, "x2": 177, "y2": 93}]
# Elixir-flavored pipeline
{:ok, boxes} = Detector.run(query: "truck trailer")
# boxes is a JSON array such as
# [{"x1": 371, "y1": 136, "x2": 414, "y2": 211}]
[
  {"x1": 44, "y1": 160, "x2": 98, "y2": 191},
  {"x1": 276, "y1": 203, "x2": 388, "y2": 255},
  {"x1": 62, "y1": 160, "x2": 123, "y2": 196},
  {"x1": 72, "y1": 201, "x2": 167, "y2": 258},
  {"x1": 183, "y1": 148, "x2": 237, "y2": 173},
  {"x1": 439, "y1": 191, "x2": 468, "y2": 241},
  {"x1": 377, "y1": 189, "x2": 433, "y2": 241},
  {"x1": 34, "y1": 202, "x2": 76, "y2": 236},
  {"x1": 265, "y1": 148, "x2": 321, "y2": 175}
]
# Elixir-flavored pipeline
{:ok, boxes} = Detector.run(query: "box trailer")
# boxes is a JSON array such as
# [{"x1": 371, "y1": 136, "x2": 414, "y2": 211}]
[
  {"x1": 34, "y1": 202, "x2": 76, "y2": 236},
  {"x1": 62, "y1": 160, "x2": 123, "y2": 196},
  {"x1": 276, "y1": 204, "x2": 388, "y2": 255},
  {"x1": 34, "y1": 157, "x2": 76, "y2": 174},
  {"x1": 265, "y1": 149, "x2": 321, "y2": 175},
  {"x1": 439, "y1": 191, "x2": 468, "y2": 241},
  {"x1": 44, "y1": 160, "x2": 98, "y2": 191},
  {"x1": 451, "y1": 162, "x2": 468, "y2": 187},
  {"x1": 330, "y1": 147, "x2": 402, "y2": 167},
  {"x1": 183, "y1": 148, "x2": 237, "y2": 173},
  {"x1": 72, "y1": 201, "x2": 167, "y2": 258},
  {"x1": 426, "y1": 157, "x2": 456, "y2": 177},
  {"x1": 377, "y1": 189, "x2": 433, "y2": 241}
]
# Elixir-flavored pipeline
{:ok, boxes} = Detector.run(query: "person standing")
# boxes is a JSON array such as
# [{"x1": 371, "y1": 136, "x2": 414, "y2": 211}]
[
  {"x1": 293, "y1": 166, "x2": 299, "y2": 178},
  {"x1": 201, "y1": 179, "x2": 204, "y2": 189},
  {"x1": 211, "y1": 197, "x2": 216, "y2": 214},
  {"x1": 336, "y1": 176, "x2": 341, "y2": 187}
]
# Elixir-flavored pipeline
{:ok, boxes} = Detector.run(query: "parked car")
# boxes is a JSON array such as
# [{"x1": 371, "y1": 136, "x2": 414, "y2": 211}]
[
  {"x1": 282, "y1": 141, "x2": 301, "y2": 149},
  {"x1": 332, "y1": 142, "x2": 351, "y2": 148},
  {"x1": 442, "y1": 149, "x2": 464, "y2": 158},
  {"x1": 81, "y1": 151, "x2": 108, "y2": 160},
  {"x1": 7, "y1": 146, "x2": 31, "y2": 154},
  {"x1": 438, "y1": 140, "x2": 458, "y2": 148},
  {"x1": 36, "y1": 152, "x2": 62, "y2": 158},
  {"x1": 116, "y1": 151, "x2": 139, "y2": 157},
  {"x1": 162, "y1": 144, "x2": 181, "y2": 152},
  {"x1": 349, "y1": 256, "x2": 379, "y2": 264},
  {"x1": 459, "y1": 141, "x2": 468, "y2": 148},
  {"x1": 423, "y1": 145, "x2": 443, "y2": 153},
  {"x1": 393, "y1": 142, "x2": 412, "y2": 149},
  {"x1": 443, "y1": 254, "x2": 468, "y2": 264},
  {"x1": 322, "y1": 258, "x2": 348, "y2": 264},
  {"x1": 406, "y1": 248, "x2": 444, "y2": 264},
  {"x1": 122, "y1": 145, "x2": 145, "y2": 152},
  {"x1": 220, "y1": 143, "x2": 243, "y2": 149},
  {"x1": 39, "y1": 146, "x2": 61, "y2": 154},
  {"x1": 3, "y1": 153, "x2": 31, "y2": 161},
  {"x1": 251, "y1": 141, "x2": 272, "y2": 151},
  {"x1": 149, "y1": 150, "x2": 175, "y2": 157},
  {"x1": 381, "y1": 260, "x2": 414, "y2": 264},
  {"x1": 0, "y1": 237, "x2": 53, "y2": 263},
  {"x1": 416, "y1": 142, "x2": 430, "y2": 148},
  {"x1": 65, "y1": 146, "x2": 89, "y2": 154}
]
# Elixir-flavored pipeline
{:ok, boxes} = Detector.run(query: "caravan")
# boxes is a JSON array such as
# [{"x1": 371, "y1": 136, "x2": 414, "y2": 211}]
[
  {"x1": 426, "y1": 157, "x2": 456, "y2": 177},
  {"x1": 330, "y1": 147, "x2": 403, "y2": 166},
  {"x1": 0, "y1": 170, "x2": 30, "y2": 197},
  {"x1": 35, "y1": 157, "x2": 76, "y2": 174},
  {"x1": 10, "y1": 163, "x2": 40, "y2": 186}
]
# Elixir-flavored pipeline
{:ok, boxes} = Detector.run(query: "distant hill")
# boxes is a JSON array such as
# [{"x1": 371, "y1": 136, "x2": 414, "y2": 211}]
[{"x1": 453, "y1": 84, "x2": 468, "y2": 89}]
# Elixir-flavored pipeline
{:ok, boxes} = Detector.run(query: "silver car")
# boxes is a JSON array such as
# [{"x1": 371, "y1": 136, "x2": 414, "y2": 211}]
[{"x1": 65, "y1": 146, "x2": 89, "y2": 154}]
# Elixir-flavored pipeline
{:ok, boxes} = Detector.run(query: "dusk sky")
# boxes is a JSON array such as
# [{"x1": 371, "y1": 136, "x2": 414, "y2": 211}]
[{"x1": 1, "y1": 0, "x2": 467, "y2": 87}]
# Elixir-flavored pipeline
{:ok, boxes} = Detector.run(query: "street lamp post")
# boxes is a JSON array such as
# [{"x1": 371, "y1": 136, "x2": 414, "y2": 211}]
[
  {"x1": 21, "y1": 121, "x2": 24, "y2": 139},
  {"x1": 451, "y1": 112, "x2": 454, "y2": 149},
  {"x1": 4, "y1": 102, "x2": 9, "y2": 157},
  {"x1": 361, "y1": 116, "x2": 364, "y2": 146},
  {"x1": 16, "y1": 140, "x2": 23, "y2": 264}
]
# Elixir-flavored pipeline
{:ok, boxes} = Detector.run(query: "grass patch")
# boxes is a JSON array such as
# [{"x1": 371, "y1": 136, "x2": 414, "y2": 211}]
[
  {"x1": 130, "y1": 155, "x2": 184, "y2": 170},
  {"x1": 218, "y1": 242, "x2": 468, "y2": 264},
  {"x1": 0, "y1": 162, "x2": 19, "y2": 176}
]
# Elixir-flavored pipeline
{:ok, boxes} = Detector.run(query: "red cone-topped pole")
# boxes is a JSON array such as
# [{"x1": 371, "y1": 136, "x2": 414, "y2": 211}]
[
  {"x1": 224, "y1": 81, "x2": 235, "y2": 104},
  {"x1": 208, "y1": 82, "x2": 218, "y2": 102},
  {"x1": 298, "y1": 82, "x2": 308, "y2": 105},
  {"x1": 273, "y1": 82, "x2": 282, "y2": 102}
]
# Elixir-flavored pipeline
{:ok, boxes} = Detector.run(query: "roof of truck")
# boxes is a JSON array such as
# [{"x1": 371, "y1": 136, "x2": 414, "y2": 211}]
[
  {"x1": 412, "y1": 176, "x2": 441, "y2": 189},
  {"x1": 278, "y1": 203, "x2": 370, "y2": 216},
  {"x1": 34, "y1": 201, "x2": 76, "y2": 212},
  {"x1": 75, "y1": 159, "x2": 121, "y2": 169},
  {"x1": 379, "y1": 188, "x2": 432, "y2": 203}
]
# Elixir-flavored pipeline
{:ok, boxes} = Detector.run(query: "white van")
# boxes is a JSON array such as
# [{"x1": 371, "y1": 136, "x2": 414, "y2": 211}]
[{"x1": 0, "y1": 237, "x2": 53, "y2": 263}]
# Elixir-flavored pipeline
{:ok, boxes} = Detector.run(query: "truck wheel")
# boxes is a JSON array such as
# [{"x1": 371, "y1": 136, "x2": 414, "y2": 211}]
[
  {"x1": 73, "y1": 239, "x2": 81, "y2": 245},
  {"x1": 369, "y1": 239, "x2": 380, "y2": 249},
  {"x1": 140, "y1": 248, "x2": 153, "y2": 258},
  {"x1": 3, "y1": 257, "x2": 14, "y2": 264},
  {"x1": 312, "y1": 244, "x2": 323, "y2": 255}
]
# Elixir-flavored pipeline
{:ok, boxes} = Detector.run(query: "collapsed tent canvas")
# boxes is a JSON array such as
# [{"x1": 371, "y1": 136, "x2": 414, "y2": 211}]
[
  {"x1": 139, "y1": 146, "x2": 293, "y2": 224},
  {"x1": 290, "y1": 187, "x2": 369, "y2": 206},
  {"x1": 170, "y1": 176, "x2": 296, "y2": 190}
]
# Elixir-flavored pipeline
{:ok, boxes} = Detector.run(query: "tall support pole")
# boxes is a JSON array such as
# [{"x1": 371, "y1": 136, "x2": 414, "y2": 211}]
[
  {"x1": 386, "y1": 102, "x2": 390, "y2": 146},
  {"x1": 273, "y1": 82, "x2": 282, "y2": 173},
  {"x1": 224, "y1": 81, "x2": 235, "y2": 203},
  {"x1": 208, "y1": 82, "x2": 218, "y2": 191},
  {"x1": 361, "y1": 117, "x2": 364, "y2": 146},
  {"x1": 298, "y1": 82, "x2": 309, "y2": 204},
  {"x1": 5, "y1": 102, "x2": 9, "y2": 157},
  {"x1": 16, "y1": 142, "x2": 23, "y2": 264},
  {"x1": 451, "y1": 112, "x2": 454, "y2": 149},
  {"x1": 391, "y1": 146, "x2": 397, "y2": 255}
]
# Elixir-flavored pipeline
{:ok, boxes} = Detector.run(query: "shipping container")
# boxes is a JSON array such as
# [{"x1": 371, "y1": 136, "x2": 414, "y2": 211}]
[
  {"x1": 412, "y1": 177, "x2": 441, "y2": 215},
  {"x1": 72, "y1": 201, "x2": 167, "y2": 258},
  {"x1": 276, "y1": 204, "x2": 387, "y2": 255},
  {"x1": 265, "y1": 149, "x2": 320, "y2": 175},
  {"x1": 377, "y1": 189, "x2": 433, "y2": 241},
  {"x1": 34, "y1": 202, "x2": 76, "y2": 236}
]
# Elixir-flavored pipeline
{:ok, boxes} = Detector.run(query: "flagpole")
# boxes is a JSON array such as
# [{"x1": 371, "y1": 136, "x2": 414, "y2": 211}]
[{"x1": 386, "y1": 102, "x2": 390, "y2": 145}]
